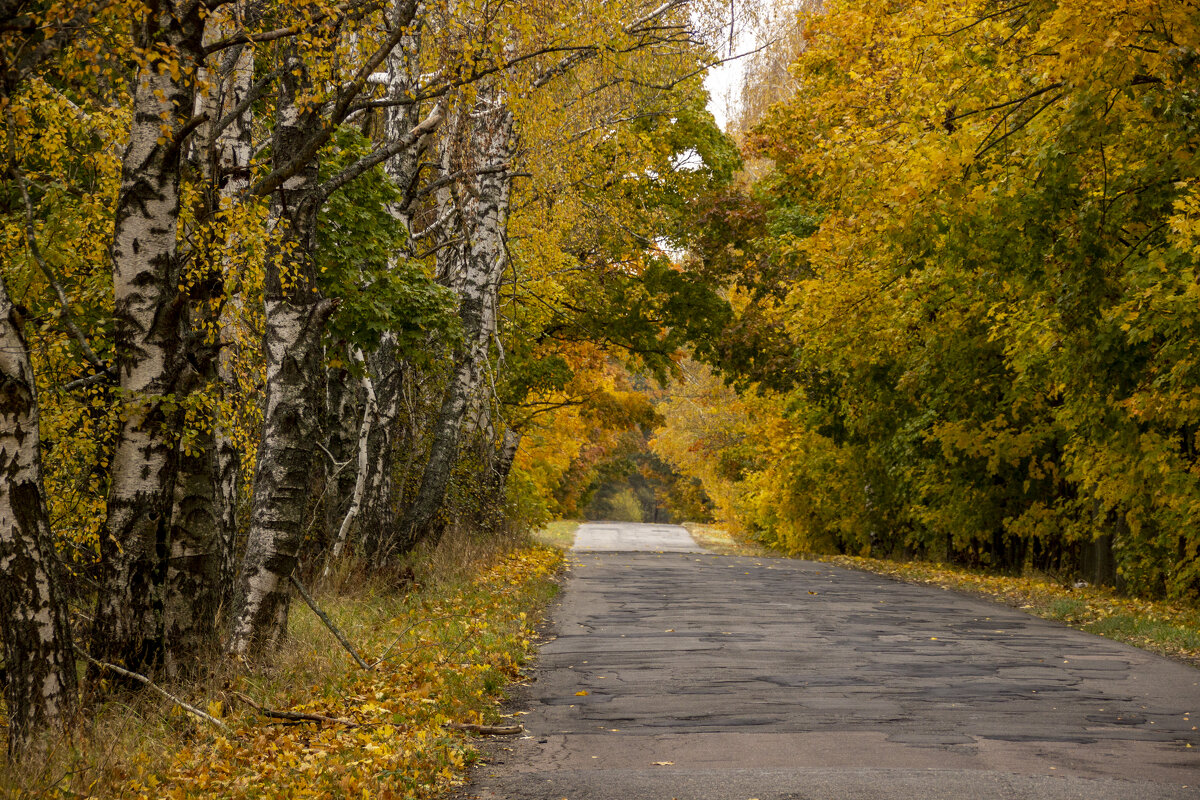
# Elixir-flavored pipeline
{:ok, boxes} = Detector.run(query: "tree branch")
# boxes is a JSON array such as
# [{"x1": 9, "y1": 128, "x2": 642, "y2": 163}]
[
  {"x1": 77, "y1": 648, "x2": 231, "y2": 733},
  {"x1": 289, "y1": 571, "x2": 371, "y2": 670},
  {"x1": 317, "y1": 102, "x2": 443, "y2": 200},
  {"x1": 6, "y1": 111, "x2": 108, "y2": 374}
]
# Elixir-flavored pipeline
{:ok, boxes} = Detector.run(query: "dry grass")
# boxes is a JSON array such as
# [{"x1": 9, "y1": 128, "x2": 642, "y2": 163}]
[
  {"x1": 682, "y1": 523, "x2": 776, "y2": 557},
  {"x1": 2, "y1": 537, "x2": 563, "y2": 799}
]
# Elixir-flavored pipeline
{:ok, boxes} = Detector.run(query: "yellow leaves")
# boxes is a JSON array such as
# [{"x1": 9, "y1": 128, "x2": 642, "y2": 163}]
[{"x1": 111, "y1": 546, "x2": 562, "y2": 799}]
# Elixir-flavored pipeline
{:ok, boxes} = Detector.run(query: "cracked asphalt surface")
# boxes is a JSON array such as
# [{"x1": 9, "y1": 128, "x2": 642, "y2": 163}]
[{"x1": 458, "y1": 522, "x2": 1200, "y2": 799}]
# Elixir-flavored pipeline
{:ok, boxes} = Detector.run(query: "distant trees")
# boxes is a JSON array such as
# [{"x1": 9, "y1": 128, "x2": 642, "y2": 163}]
[{"x1": 657, "y1": 0, "x2": 1200, "y2": 600}]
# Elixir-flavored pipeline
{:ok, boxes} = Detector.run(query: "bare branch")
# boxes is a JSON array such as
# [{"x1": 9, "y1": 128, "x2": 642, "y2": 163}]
[
  {"x1": 289, "y1": 571, "x2": 371, "y2": 670},
  {"x1": 231, "y1": 691, "x2": 363, "y2": 727},
  {"x1": 77, "y1": 648, "x2": 231, "y2": 733},
  {"x1": 317, "y1": 101, "x2": 444, "y2": 201}
]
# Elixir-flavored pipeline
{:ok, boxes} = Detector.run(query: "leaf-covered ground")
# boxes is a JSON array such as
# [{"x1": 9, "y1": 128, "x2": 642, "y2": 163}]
[
  {"x1": 826, "y1": 555, "x2": 1200, "y2": 668},
  {"x1": 35, "y1": 545, "x2": 563, "y2": 799}
]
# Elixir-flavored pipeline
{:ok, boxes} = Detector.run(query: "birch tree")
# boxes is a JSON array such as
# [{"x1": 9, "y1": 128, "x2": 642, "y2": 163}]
[
  {"x1": 396, "y1": 89, "x2": 513, "y2": 553},
  {"x1": 229, "y1": 0, "x2": 444, "y2": 654},
  {"x1": 0, "y1": 0, "x2": 115, "y2": 753},
  {"x1": 0, "y1": 275, "x2": 77, "y2": 756},
  {"x1": 90, "y1": 0, "x2": 210, "y2": 673}
]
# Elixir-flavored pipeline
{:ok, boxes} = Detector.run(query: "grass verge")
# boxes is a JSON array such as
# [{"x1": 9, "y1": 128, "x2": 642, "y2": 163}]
[
  {"x1": 824, "y1": 555, "x2": 1200, "y2": 668},
  {"x1": 8, "y1": 540, "x2": 563, "y2": 799},
  {"x1": 530, "y1": 520, "x2": 579, "y2": 550},
  {"x1": 681, "y1": 523, "x2": 776, "y2": 557}
]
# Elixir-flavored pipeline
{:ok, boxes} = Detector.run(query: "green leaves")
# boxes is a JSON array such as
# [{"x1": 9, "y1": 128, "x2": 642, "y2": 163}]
[{"x1": 315, "y1": 127, "x2": 454, "y2": 361}]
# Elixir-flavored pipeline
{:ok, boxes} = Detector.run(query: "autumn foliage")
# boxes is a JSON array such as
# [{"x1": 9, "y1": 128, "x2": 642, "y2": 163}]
[{"x1": 656, "y1": 0, "x2": 1200, "y2": 601}]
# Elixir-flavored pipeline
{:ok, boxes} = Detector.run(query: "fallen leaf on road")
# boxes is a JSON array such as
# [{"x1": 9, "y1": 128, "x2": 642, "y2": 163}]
[
  {"x1": 651, "y1": 761, "x2": 674, "y2": 766},
  {"x1": 575, "y1": 690, "x2": 588, "y2": 696}
]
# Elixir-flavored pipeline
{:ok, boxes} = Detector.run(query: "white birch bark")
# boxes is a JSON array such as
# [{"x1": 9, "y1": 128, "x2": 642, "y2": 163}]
[
  {"x1": 227, "y1": 60, "x2": 336, "y2": 657},
  {"x1": 396, "y1": 90, "x2": 513, "y2": 553},
  {"x1": 329, "y1": 349, "x2": 373, "y2": 564},
  {"x1": 91, "y1": 1, "x2": 206, "y2": 672},
  {"x1": 0, "y1": 276, "x2": 77, "y2": 756},
  {"x1": 356, "y1": 6, "x2": 429, "y2": 561}
]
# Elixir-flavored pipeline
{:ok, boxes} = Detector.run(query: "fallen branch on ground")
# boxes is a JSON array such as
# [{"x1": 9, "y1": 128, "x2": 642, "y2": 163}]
[
  {"x1": 231, "y1": 691, "x2": 363, "y2": 728},
  {"x1": 290, "y1": 570, "x2": 371, "y2": 670},
  {"x1": 77, "y1": 647, "x2": 231, "y2": 733}
]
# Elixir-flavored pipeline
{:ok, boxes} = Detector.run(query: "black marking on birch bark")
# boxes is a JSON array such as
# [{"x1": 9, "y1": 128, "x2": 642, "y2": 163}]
[
  {"x1": 91, "y1": 0, "x2": 207, "y2": 675},
  {"x1": 0, "y1": 277, "x2": 77, "y2": 757}
]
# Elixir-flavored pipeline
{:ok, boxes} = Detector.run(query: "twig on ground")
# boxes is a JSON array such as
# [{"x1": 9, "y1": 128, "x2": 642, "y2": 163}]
[
  {"x1": 231, "y1": 691, "x2": 363, "y2": 728},
  {"x1": 76, "y1": 647, "x2": 231, "y2": 733},
  {"x1": 289, "y1": 571, "x2": 371, "y2": 670}
]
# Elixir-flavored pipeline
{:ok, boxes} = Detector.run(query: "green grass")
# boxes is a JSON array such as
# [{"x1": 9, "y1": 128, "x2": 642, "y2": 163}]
[
  {"x1": 531, "y1": 519, "x2": 580, "y2": 550},
  {"x1": 682, "y1": 523, "x2": 777, "y2": 557}
]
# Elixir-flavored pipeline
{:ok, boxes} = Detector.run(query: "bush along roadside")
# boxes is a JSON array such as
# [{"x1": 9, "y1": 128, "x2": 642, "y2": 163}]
[
  {"x1": 24, "y1": 545, "x2": 563, "y2": 799},
  {"x1": 825, "y1": 555, "x2": 1200, "y2": 668}
]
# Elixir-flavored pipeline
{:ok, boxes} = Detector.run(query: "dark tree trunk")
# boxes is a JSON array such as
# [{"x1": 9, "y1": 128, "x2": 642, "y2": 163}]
[{"x1": 163, "y1": 423, "x2": 220, "y2": 678}]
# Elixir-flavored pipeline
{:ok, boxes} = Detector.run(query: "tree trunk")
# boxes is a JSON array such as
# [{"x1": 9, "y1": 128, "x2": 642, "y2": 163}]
[
  {"x1": 395, "y1": 93, "x2": 513, "y2": 554},
  {"x1": 0, "y1": 277, "x2": 77, "y2": 757},
  {"x1": 228, "y1": 59, "x2": 336, "y2": 658},
  {"x1": 160, "y1": 5, "x2": 254, "y2": 676},
  {"x1": 328, "y1": 351, "x2": 372, "y2": 563},
  {"x1": 323, "y1": 361, "x2": 360, "y2": 549},
  {"x1": 209, "y1": 4, "x2": 255, "y2": 610},
  {"x1": 162, "y1": 424, "x2": 220, "y2": 678},
  {"x1": 357, "y1": 11, "x2": 428, "y2": 562},
  {"x1": 493, "y1": 427, "x2": 521, "y2": 497},
  {"x1": 359, "y1": 334, "x2": 402, "y2": 560},
  {"x1": 91, "y1": 1, "x2": 205, "y2": 673}
]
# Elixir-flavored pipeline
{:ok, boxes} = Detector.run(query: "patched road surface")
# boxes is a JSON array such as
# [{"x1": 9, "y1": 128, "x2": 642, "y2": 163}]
[{"x1": 459, "y1": 522, "x2": 1200, "y2": 799}]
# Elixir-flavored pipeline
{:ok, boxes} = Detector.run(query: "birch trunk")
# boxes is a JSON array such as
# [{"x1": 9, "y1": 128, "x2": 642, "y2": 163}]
[
  {"x1": 395, "y1": 94, "x2": 513, "y2": 554},
  {"x1": 91, "y1": 1, "x2": 206, "y2": 672},
  {"x1": 162, "y1": 6, "x2": 252, "y2": 675},
  {"x1": 323, "y1": 362, "x2": 360, "y2": 548},
  {"x1": 210, "y1": 5, "x2": 255, "y2": 608},
  {"x1": 163, "y1": 425, "x2": 219, "y2": 678},
  {"x1": 358, "y1": 334, "x2": 402, "y2": 560},
  {"x1": 327, "y1": 349, "x2": 372, "y2": 563},
  {"x1": 357, "y1": 8, "x2": 426, "y2": 562},
  {"x1": 228, "y1": 60, "x2": 336, "y2": 657},
  {"x1": 0, "y1": 277, "x2": 77, "y2": 757},
  {"x1": 493, "y1": 427, "x2": 521, "y2": 498}
]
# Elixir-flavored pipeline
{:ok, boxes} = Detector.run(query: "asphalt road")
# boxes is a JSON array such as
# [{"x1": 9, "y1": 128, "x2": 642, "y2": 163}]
[{"x1": 459, "y1": 522, "x2": 1200, "y2": 799}]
